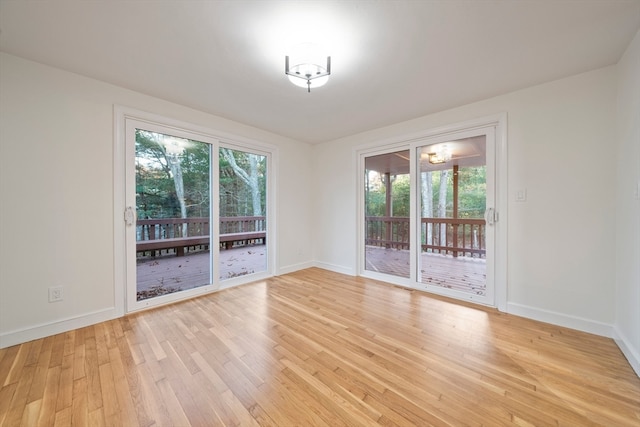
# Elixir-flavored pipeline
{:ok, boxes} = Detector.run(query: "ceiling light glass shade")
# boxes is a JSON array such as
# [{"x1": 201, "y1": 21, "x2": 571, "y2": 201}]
[
  {"x1": 286, "y1": 63, "x2": 330, "y2": 89},
  {"x1": 285, "y1": 42, "x2": 331, "y2": 92},
  {"x1": 163, "y1": 136, "x2": 188, "y2": 156}
]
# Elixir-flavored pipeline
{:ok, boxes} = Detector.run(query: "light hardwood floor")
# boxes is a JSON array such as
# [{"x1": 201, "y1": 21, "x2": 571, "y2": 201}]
[{"x1": 1, "y1": 268, "x2": 639, "y2": 426}]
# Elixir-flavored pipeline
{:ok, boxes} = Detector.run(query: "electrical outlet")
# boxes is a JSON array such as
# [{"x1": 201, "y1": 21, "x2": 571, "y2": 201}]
[
  {"x1": 515, "y1": 189, "x2": 527, "y2": 202},
  {"x1": 49, "y1": 286, "x2": 63, "y2": 302}
]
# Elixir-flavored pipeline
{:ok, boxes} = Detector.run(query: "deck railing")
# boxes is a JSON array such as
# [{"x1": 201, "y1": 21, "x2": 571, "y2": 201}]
[
  {"x1": 136, "y1": 216, "x2": 266, "y2": 256},
  {"x1": 365, "y1": 216, "x2": 485, "y2": 258},
  {"x1": 137, "y1": 217, "x2": 210, "y2": 241}
]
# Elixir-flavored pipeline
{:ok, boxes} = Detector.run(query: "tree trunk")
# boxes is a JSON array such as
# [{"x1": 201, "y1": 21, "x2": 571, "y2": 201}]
[
  {"x1": 248, "y1": 155, "x2": 261, "y2": 218},
  {"x1": 154, "y1": 133, "x2": 187, "y2": 236},
  {"x1": 438, "y1": 169, "x2": 450, "y2": 247},
  {"x1": 167, "y1": 155, "x2": 187, "y2": 236},
  {"x1": 421, "y1": 172, "x2": 433, "y2": 246}
]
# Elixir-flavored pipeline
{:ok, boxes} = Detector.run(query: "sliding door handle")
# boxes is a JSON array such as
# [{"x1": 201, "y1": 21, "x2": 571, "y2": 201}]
[
  {"x1": 124, "y1": 206, "x2": 135, "y2": 226},
  {"x1": 485, "y1": 208, "x2": 495, "y2": 226}
]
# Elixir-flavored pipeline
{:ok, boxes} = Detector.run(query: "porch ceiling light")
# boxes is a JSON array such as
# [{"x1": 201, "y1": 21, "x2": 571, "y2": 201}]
[
  {"x1": 285, "y1": 43, "x2": 331, "y2": 92},
  {"x1": 428, "y1": 145, "x2": 452, "y2": 164}
]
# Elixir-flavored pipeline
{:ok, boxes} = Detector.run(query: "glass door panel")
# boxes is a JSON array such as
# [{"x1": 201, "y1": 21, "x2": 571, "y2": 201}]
[
  {"x1": 219, "y1": 147, "x2": 267, "y2": 280},
  {"x1": 418, "y1": 136, "x2": 487, "y2": 296},
  {"x1": 364, "y1": 150, "x2": 410, "y2": 278},
  {"x1": 135, "y1": 129, "x2": 212, "y2": 301}
]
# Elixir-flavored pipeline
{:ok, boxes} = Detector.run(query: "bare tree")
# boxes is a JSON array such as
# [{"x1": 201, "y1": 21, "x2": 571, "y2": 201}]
[
  {"x1": 220, "y1": 148, "x2": 263, "y2": 216},
  {"x1": 160, "y1": 134, "x2": 190, "y2": 236},
  {"x1": 138, "y1": 131, "x2": 188, "y2": 235}
]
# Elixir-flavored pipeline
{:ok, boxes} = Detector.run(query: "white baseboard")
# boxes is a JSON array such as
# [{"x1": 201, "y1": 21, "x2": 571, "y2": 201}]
[
  {"x1": 5, "y1": 282, "x2": 637, "y2": 381},
  {"x1": 613, "y1": 326, "x2": 640, "y2": 377},
  {"x1": 506, "y1": 302, "x2": 614, "y2": 338},
  {"x1": 277, "y1": 260, "x2": 315, "y2": 275},
  {"x1": 312, "y1": 261, "x2": 355, "y2": 276},
  {"x1": 0, "y1": 307, "x2": 118, "y2": 349}
]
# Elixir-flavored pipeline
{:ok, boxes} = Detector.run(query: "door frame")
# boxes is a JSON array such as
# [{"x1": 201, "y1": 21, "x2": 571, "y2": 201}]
[
  {"x1": 114, "y1": 106, "x2": 277, "y2": 315},
  {"x1": 356, "y1": 114, "x2": 507, "y2": 311}
]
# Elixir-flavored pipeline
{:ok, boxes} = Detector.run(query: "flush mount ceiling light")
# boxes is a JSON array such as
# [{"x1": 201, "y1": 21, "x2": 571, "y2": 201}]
[{"x1": 285, "y1": 43, "x2": 331, "y2": 92}]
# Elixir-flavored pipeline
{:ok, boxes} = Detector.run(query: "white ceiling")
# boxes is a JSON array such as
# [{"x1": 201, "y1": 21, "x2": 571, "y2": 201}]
[{"x1": 1, "y1": 1, "x2": 639, "y2": 144}]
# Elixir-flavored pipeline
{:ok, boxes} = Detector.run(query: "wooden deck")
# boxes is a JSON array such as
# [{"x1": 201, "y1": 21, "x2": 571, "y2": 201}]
[
  {"x1": 138, "y1": 246, "x2": 485, "y2": 299},
  {"x1": 366, "y1": 246, "x2": 486, "y2": 295},
  {"x1": 1, "y1": 268, "x2": 638, "y2": 426},
  {"x1": 137, "y1": 245, "x2": 267, "y2": 297}
]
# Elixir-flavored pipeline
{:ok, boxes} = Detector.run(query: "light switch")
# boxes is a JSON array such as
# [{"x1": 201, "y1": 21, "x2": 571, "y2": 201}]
[{"x1": 515, "y1": 189, "x2": 527, "y2": 202}]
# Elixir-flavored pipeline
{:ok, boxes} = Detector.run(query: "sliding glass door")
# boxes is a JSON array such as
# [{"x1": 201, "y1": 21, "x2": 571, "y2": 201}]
[
  {"x1": 218, "y1": 146, "x2": 267, "y2": 281},
  {"x1": 124, "y1": 117, "x2": 272, "y2": 312},
  {"x1": 364, "y1": 150, "x2": 411, "y2": 279},
  {"x1": 360, "y1": 123, "x2": 500, "y2": 307},
  {"x1": 417, "y1": 133, "x2": 492, "y2": 303},
  {"x1": 133, "y1": 128, "x2": 212, "y2": 307}
]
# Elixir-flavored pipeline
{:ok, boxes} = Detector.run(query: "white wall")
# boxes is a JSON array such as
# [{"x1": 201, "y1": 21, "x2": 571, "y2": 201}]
[
  {"x1": 313, "y1": 66, "x2": 618, "y2": 334},
  {"x1": 615, "y1": 30, "x2": 640, "y2": 375},
  {"x1": 0, "y1": 53, "x2": 313, "y2": 347}
]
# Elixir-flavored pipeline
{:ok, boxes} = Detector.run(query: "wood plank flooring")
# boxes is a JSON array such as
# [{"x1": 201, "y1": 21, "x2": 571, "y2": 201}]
[{"x1": 1, "y1": 268, "x2": 639, "y2": 426}]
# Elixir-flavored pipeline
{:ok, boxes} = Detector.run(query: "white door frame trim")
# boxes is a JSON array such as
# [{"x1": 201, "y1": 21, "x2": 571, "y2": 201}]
[
  {"x1": 113, "y1": 105, "x2": 278, "y2": 315},
  {"x1": 355, "y1": 113, "x2": 507, "y2": 311}
]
